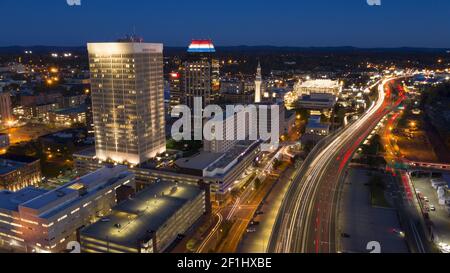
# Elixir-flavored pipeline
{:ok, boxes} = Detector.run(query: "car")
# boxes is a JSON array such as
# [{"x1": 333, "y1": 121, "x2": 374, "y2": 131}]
[
  {"x1": 101, "y1": 218, "x2": 111, "y2": 223},
  {"x1": 341, "y1": 233, "x2": 351, "y2": 238},
  {"x1": 256, "y1": 211, "x2": 264, "y2": 215},
  {"x1": 246, "y1": 228, "x2": 257, "y2": 233},
  {"x1": 392, "y1": 229, "x2": 405, "y2": 238},
  {"x1": 250, "y1": 221, "x2": 260, "y2": 226},
  {"x1": 424, "y1": 197, "x2": 430, "y2": 203},
  {"x1": 430, "y1": 205, "x2": 436, "y2": 211}
]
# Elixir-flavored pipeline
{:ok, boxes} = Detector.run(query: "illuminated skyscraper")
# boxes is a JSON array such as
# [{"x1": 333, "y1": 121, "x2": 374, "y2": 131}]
[
  {"x1": 87, "y1": 41, "x2": 166, "y2": 165},
  {"x1": 183, "y1": 40, "x2": 220, "y2": 108}
]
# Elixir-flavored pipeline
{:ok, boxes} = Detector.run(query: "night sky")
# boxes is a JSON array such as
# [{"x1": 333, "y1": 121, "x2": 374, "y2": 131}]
[{"x1": 0, "y1": 0, "x2": 449, "y2": 48}]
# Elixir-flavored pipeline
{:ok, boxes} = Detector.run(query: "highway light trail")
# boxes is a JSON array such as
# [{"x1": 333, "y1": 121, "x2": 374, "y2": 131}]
[
  {"x1": 268, "y1": 78, "x2": 404, "y2": 253},
  {"x1": 197, "y1": 212, "x2": 223, "y2": 253}
]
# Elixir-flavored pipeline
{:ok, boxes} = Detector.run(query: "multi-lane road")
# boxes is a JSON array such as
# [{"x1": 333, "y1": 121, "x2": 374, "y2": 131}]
[
  {"x1": 196, "y1": 147, "x2": 287, "y2": 253},
  {"x1": 267, "y1": 78, "x2": 402, "y2": 253}
]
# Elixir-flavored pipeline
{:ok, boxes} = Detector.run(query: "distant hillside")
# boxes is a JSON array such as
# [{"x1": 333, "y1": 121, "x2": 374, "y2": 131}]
[
  {"x1": 0, "y1": 46, "x2": 87, "y2": 54},
  {"x1": 0, "y1": 45, "x2": 448, "y2": 55}
]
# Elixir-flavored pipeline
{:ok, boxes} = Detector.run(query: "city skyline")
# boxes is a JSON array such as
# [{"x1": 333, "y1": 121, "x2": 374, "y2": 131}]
[
  {"x1": 1, "y1": 0, "x2": 450, "y2": 48},
  {"x1": 1, "y1": 0, "x2": 450, "y2": 260}
]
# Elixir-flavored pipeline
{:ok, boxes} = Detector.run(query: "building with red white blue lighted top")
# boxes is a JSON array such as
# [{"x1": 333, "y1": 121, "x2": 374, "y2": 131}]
[
  {"x1": 187, "y1": 39, "x2": 216, "y2": 53},
  {"x1": 183, "y1": 40, "x2": 220, "y2": 108}
]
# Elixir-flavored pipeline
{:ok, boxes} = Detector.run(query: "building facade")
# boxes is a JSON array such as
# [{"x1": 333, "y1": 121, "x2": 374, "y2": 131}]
[
  {"x1": 169, "y1": 71, "x2": 183, "y2": 112},
  {"x1": 80, "y1": 181, "x2": 205, "y2": 253},
  {"x1": 46, "y1": 105, "x2": 87, "y2": 127},
  {"x1": 0, "y1": 165, "x2": 135, "y2": 253},
  {"x1": 0, "y1": 156, "x2": 41, "y2": 192},
  {"x1": 294, "y1": 79, "x2": 341, "y2": 110},
  {"x1": 203, "y1": 112, "x2": 241, "y2": 154},
  {"x1": 87, "y1": 42, "x2": 166, "y2": 165},
  {"x1": 220, "y1": 92, "x2": 254, "y2": 104},
  {"x1": 183, "y1": 40, "x2": 220, "y2": 109}
]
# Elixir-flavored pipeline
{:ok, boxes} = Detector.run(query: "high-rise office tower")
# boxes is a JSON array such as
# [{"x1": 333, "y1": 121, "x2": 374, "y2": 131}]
[
  {"x1": 183, "y1": 40, "x2": 220, "y2": 109},
  {"x1": 254, "y1": 62, "x2": 262, "y2": 103},
  {"x1": 87, "y1": 41, "x2": 166, "y2": 165}
]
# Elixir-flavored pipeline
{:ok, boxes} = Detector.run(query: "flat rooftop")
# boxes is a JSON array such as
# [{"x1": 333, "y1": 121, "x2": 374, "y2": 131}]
[
  {"x1": 207, "y1": 140, "x2": 258, "y2": 172},
  {"x1": 19, "y1": 165, "x2": 132, "y2": 219},
  {"x1": 0, "y1": 160, "x2": 26, "y2": 176},
  {"x1": 175, "y1": 152, "x2": 223, "y2": 170},
  {"x1": 174, "y1": 140, "x2": 259, "y2": 176},
  {"x1": 0, "y1": 154, "x2": 39, "y2": 164},
  {"x1": 306, "y1": 115, "x2": 330, "y2": 129},
  {"x1": 298, "y1": 79, "x2": 340, "y2": 89},
  {"x1": 0, "y1": 188, "x2": 48, "y2": 212},
  {"x1": 51, "y1": 104, "x2": 87, "y2": 115},
  {"x1": 81, "y1": 181, "x2": 203, "y2": 249}
]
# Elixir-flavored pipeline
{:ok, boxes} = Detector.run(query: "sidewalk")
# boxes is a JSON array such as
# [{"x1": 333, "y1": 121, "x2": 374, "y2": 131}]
[{"x1": 238, "y1": 165, "x2": 296, "y2": 253}]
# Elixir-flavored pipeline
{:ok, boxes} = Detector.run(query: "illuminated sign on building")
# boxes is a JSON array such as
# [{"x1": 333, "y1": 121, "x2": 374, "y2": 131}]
[{"x1": 187, "y1": 40, "x2": 216, "y2": 53}]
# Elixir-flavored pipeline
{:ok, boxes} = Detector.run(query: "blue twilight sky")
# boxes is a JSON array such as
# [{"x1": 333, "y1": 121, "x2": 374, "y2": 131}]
[{"x1": 0, "y1": 0, "x2": 449, "y2": 48}]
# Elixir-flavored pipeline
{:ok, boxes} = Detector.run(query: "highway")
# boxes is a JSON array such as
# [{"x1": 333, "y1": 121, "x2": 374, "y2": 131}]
[{"x1": 267, "y1": 78, "x2": 401, "y2": 253}]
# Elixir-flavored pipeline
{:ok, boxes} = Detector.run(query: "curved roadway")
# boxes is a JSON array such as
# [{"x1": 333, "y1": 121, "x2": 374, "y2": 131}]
[{"x1": 268, "y1": 78, "x2": 399, "y2": 253}]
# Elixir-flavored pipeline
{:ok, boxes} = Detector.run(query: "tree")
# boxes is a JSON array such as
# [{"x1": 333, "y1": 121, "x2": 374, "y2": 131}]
[
  {"x1": 254, "y1": 178, "x2": 262, "y2": 190},
  {"x1": 273, "y1": 158, "x2": 282, "y2": 170}
]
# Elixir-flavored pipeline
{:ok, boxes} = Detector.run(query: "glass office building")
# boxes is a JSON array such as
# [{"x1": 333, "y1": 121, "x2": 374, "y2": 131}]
[{"x1": 87, "y1": 42, "x2": 166, "y2": 165}]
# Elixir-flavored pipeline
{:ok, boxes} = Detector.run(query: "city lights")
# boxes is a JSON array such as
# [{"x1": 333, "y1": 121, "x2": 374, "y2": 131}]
[{"x1": 0, "y1": 0, "x2": 448, "y2": 265}]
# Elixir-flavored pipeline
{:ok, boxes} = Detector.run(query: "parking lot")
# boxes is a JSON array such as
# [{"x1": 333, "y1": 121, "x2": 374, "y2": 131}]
[
  {"x1": 411, "y1": 175, "x2": 450, "y2": 250},
  {"x1": 339, "y1": 168, "x2": 409, "y2": 253},
  {"x1": 0, "y1": 123, "x2": 64, "y2": 145}
]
